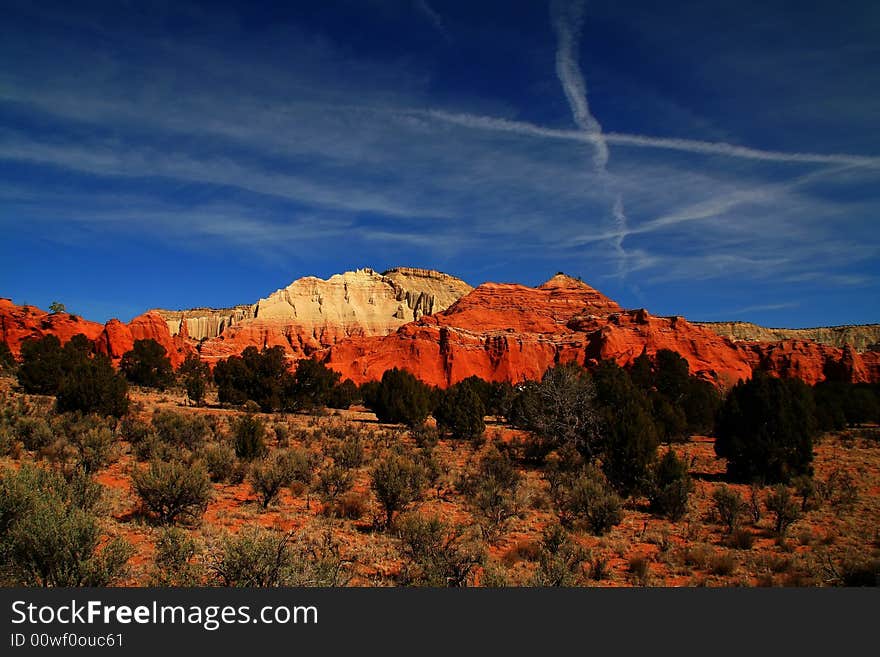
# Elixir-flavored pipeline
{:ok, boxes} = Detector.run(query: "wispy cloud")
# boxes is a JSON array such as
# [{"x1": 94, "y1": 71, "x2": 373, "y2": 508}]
[
  {"x1": 414, "y1": 0, "x2": 452, "y2": 42},
  {"x1": 420, "y1": 110, "x2": 880, "y2": 168},
  {"x1": 550, "y1": 0, "x2": 629, "y2": 276}
]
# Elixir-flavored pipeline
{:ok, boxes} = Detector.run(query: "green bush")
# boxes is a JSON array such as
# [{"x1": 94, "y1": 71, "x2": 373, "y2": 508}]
[
  {"x1": 530, "y1": 524, "x2": 588, "y2": 586},
  {"x1": 286, "y1": 358, "x2": 341, "y2": 411},
  {"x1": 0, "y1": 464, "x2": 131, "y2": 586},
  {"x1": 131, "y1": 459, "x2": 212, "y2": 525},
  {"x1": 208, "y1": 528, "x2": 349, "y2": 587},
  {"x1": 591, "y1": 360, "x2": 659, "y2": 495},
  {"x1": 765, "y1": 485, "x2": 801, "y2": 538},
  {"x1": 120, "y1": 339, "x2": 174, "y2": 390},
  {"x1": 715, "y1": 371, "x2": 817, "y2": 483},
  {"x1": 371, "y1": 450, "x2": 429, "y2": 527},
  {"x1": 213, "y1": 346, "x2": 293, "y2": 412},
  {"x1": 152, "y1": 410, "x2": 210, "y2": 451},
  {"x1": 56, "y1": 355, "x2": 129, "y2": 418},
  {"x1": 394, "y1": 513, "x2": 482, "y2": 587},
  {"x1": 150, "y1": 527, "x2": 203, "y2": 586},
  {"x1": 434, "y1": 379, "x2": 486, "y2": 442},
  {"x1": 457, "y1": 445, "x2": 521, "y2": 537},
  {"x1": 179, "y1": 354, "x2": 211, "y2": 406},
  {"x1": 648, "y1": 450, "x2": 694, "y2": 520},
  {"x1": 17, "y1": 335, "x2": 67, "y2": 395},
  {"x1": 233, "y1": 414, "x2": 267, "y2": 460},
  {"x1": 712, "y1": 485, "x2": 745, "y2": 534},
  {"x1": 201, "y1": 443, "x2": 241, "y2": 483},
  {"x1": 554, "y1": 464, "x2": 623, "y2": 535},
  {"x1": 0, "y1": 341, "x2": 15, "y2": 371},
  {"x1": 508, "y1": 362, "x2": 600, "y2": 463},
  {"x1": 364, "y1": 368, "x2": 433, "y2": 427},
  {"x1": 15, "y1": 416, "x2": 54, "y2": 451},
  {"x1": 249, "y1": 451, "x2": 299, "y2": 508}
]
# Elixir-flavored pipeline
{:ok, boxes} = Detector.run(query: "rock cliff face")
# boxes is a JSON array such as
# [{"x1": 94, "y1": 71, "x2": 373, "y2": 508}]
[
  {"x1": 0, "y1": 298, "x2": 105, "y2": 353},
  {"x1": 157, "y1": 268, "x2": 473, "y2": 363},
  {"x1": 2, "y1": 270, "x2": 878, "y2": 389},
  {"x1": 323, "y1": 277, "x2": 880, "y2": 388},
  {"x1": 695, "y1": 321, "x2": 880, "y2": 352},
  {"x1": 0, "y1": 300, "x2": 192, "y2": 368},
  {"x1": 154, "y1": 305, "x2": 257, "y2": 341}
]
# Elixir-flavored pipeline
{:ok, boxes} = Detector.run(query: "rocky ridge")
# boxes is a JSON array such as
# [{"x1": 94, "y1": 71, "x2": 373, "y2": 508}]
[
  {"x1": 695, "y1": 321, "x2": 880, "y2": 352},
  {"x1": 2, "y1": 269, "x2": 878, "y2": 388}
]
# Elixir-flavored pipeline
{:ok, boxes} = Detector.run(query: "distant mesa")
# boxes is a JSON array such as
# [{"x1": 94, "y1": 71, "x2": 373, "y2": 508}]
[{"x1": 2, "y1": 267, "x2": 878, "y2": 388}]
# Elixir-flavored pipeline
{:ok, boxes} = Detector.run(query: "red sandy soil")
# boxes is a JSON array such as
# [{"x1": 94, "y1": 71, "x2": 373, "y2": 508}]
[{"x1": 2, "y1": 379, "x2": 878, "y2": 587}]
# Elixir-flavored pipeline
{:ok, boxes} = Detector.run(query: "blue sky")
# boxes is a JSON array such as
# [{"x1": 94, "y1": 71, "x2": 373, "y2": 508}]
[{"x1": 1, "y1": 0, "x2": 878, "y2": 326}]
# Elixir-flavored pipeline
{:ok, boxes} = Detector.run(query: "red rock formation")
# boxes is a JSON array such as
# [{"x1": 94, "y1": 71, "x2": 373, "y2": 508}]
[
  {"x1": 2, "y1": 273, "x2": 877, "y2": 388},
  {"x1": 324, "y1": 277, "x2": 879, "y2": 388},
  {"x1": 95, "y1": 311, "x2": 193, "y2": 368},
  {"x1": 0, "y1": 299, "x2": 191, "y2": 368},
  {"x1": 0, "y1": 298, "x2": 104, "y2": 356}
]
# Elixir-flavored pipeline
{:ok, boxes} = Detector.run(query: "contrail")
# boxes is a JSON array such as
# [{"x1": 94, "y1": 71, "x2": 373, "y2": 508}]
[
  {"x1": 421, "y1": 109, "x2": 880, "y2": 168},
  {"x1": 550, "y1": 0, "x2": 628, "y2": 275}
]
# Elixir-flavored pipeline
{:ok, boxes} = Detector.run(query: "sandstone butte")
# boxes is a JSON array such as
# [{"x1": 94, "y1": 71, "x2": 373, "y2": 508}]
[
  {"x1": 0, "y1": 298, "x2": 192, "y2": 368},
  {"x1": 2, "y1": 270, "x2": 879, "y2": 388}
]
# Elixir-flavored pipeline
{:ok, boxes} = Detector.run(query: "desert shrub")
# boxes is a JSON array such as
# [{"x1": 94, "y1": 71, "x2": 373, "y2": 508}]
[
  {"x1": 627, "y1": 555, "x2": 650, "y2": 585},
  {"x1": 315, "y1": 464, "x2": 354, "y2": 503},
  {"x1": 120, "y1": 339, "x2": 174, "y2": 390},
  {"x1": 838, "y1": 558, "x2": 880, "y2": 587},
  {"x1": 151, "y1": 410, "x2": 210, "y2": 451},
  {"x1": 17, "y1": 335, "x2": 68, "y2": 394},
  {"x1": 530, "y1": 524, "x2": 588, "y2": 587},
  {"x1": 0, "y1": 464, "x2": 131, "y2": 586},
  {"x1": 119, "y1": 415, "x2": 153, "y2": 444},
  {"x1": 249, "y1": 451, "x2": 298, "y2": 508},
  {"x1": 648, "y1": 449, "x2": 694, "y2": 520},
  {"x1": 285, "y1": 447, "x2": 321, "y2": 494},
  {"x1": 818, "y1": 469, "x2": 859, "y2": 510},
  {"x1": 286, "y1": 358, "x2": 341, "y2": 411},
  {"x1": 56, "y1": 354, "x2": 129, "y2": 418},
  {"x1": 213, "y1": 346, "x2": 293, "y2": 412},
  {"x1": 273, "y1": 423, "x2": 289, "y2": 446},
  {"x1": 394, "y1": 513, "x2": 483, "y2": 587},
  {"x1": 552, "y1": 464, "x2": 623, "y2": 535},
  {"x1": 326, "y1": 378, "x2": 359, "y2": 409},
  {"x1": 0, "y1": 341, "x2": 15, "y2": 371},
  {"x1": 747, "y1": 483, "x2": 763, "y2": 524},
  {"x1": 434, "y1": 379, "x2": 486, "y2": 442},
  {"x1": 715, "y1": 371, "x2": 817, "y2": 483},
  {"x1": 411, "y1": 422, "x2": 439, "y2": 449},
  {"x1": 68, "y1": 420, "x2": 115, "y2": 474},
  {"x1": 363, "y1": 368, "x2": 433, "y2": 427},
  {"x1": 201, "y1": 443, "x2": 241, "y2": 483},
  {"x1": 457, "y1": 445, "x2": 521, "y2": 537},
  {"x1": 792, "y1": 475, "x2": 818, "y2": 512},
  {"x1": 131, "y1": 459, "x2": 212, "y2": 525},
  {"x1": 179, "y1": 354, "x2": 211, "y2": 406},
  {"x1": 765, "y1": 485, "x2": 801, "y2": 538},
  {"x1": 371, "y1": 450, "x2": 429, "y2": 527},
  {"x1": 150, "y1": 527, "x2": 203, "y2": 586},
  {"x1": 326, "y1": 433, "x2": 365, "y2": 469},
  {"x1": 208, "y1": 527, "x2": 349, "y2": 587},
  {"x1": 329, "y1": 491, "x2": 368, "y2": 520},
  {"x1": 727, "y1": 528, "x2": 755, "y2": 550},
  {"x1": 208, "y1": 528, "x2": 295, "y2": 587},
  {"x1": 591, "y1": 360, "x2": 659, "y2": 495},
  {"x1": 15, "y1": 416, "x2": 54, "y2": 451},
  {"x1": 712, "y1": 485, "x2": 745, "y2": 534},
  {"x1": 709, "y1": 551, "x2": 737, "y2": 576},
  {"x1": 509, "y1": 362, "x2": 601, "y2": 463},
  {"x1": 232, "y1": 414, "x2": 267, "y2": 460}
]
